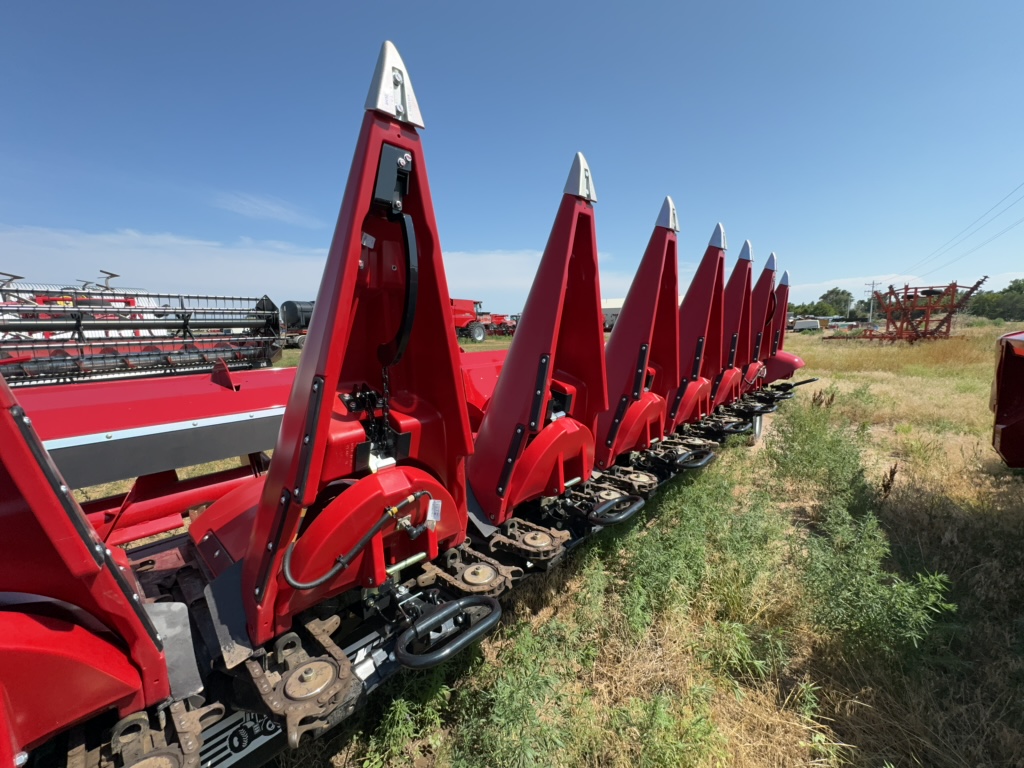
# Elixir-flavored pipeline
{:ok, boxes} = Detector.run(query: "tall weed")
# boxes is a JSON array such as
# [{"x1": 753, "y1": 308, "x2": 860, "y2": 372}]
[{"x1": 765, "y1": 395, "x2": 954, "y2": 657}]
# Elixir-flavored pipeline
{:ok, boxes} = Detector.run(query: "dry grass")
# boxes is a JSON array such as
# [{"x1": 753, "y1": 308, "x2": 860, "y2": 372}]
[{"x1": 781, "y1": 323, "x2": 1024, "y2": 767}]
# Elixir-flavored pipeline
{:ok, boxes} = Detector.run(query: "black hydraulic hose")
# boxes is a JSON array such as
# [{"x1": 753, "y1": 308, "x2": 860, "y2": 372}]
[
  {"x1": 378, "y1": 212, "x2": 419, "y2": 367},
  {"x1": 282, "y1": 490, "x2": 430, "y2": 591},
  {"x1": 394, "y1": 595, "x2": 502, "y2": 670},
  {"x1": 771, "y1": 377, "x2": 819, "y2": 392}
]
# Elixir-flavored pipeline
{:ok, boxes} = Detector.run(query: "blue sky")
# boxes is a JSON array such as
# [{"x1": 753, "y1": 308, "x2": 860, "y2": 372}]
[{"x1": 1, "y1": 2, "x2": 1022, "y2": 311}]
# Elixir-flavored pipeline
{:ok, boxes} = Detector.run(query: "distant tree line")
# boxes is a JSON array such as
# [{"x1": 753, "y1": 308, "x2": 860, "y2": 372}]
[
  {"x1": 967, "y1": 279, "x2": 1024, "y2": 322},
  {"x1": 788, "y1": 282, "x2": 1024, "y2": 323},
  {"x1": 788, "y1": 287, "x2": 856, "y2": 317}
]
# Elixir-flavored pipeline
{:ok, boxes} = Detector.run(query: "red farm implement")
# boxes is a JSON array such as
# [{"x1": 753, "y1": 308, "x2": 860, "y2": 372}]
[
  {"x1": 0, "y1": 280, "x2": 280, "y2": 386},
  {"x1": 450, "y1": 298, "x2": 517, "y2": 342},
  {"x1": 993, "y1": 330, "x2": 1024, "y2": 468},
  {"x1": 0, "y1": 42, "x2": 810, "y2": 768},
  {"x1": 827, "y1": 278, "x2": 987, "y2": 342}
]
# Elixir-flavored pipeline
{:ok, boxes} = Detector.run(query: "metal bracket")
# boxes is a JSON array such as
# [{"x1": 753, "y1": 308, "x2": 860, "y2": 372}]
[
  {"x1": 529, "y1": 354, "x2": 550, "y2": 430},
  {"x1": 632, "y1": 344, "x2": 649, "y2": 400},
  {"x1": 605, "y1": 395, "x2": 629, "y2": 448},
  {"x1": 726, "y1": 332, "x2": 739, "y2": 368},
  {"x1": 497, "y1": 425, "x2": 526, "y2": 498}
]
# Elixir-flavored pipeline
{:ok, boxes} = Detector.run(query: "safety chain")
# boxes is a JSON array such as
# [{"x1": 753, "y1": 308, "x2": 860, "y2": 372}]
[
  {"x1": 380, "y1": 365, "x2": 391, "y2": 427},
  {"x1": 377, "y1": 365, "x2": 396, "y2": 455}
]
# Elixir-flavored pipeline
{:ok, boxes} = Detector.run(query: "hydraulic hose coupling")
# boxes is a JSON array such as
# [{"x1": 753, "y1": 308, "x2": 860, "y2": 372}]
[
  {"x1": 393, "y1": 491, "x2": 432, "y2": 540},
  {"x1": 387, "y1": 490, "x2": 428, "y2": 519},
  {"x1": 282, "y1": 489, "x2": 433, "y2": 591}
]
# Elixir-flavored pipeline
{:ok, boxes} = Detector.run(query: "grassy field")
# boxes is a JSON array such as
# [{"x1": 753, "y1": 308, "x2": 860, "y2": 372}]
[{"x1": 277, "y1": 321, "x2": 1024, "y2": 768}]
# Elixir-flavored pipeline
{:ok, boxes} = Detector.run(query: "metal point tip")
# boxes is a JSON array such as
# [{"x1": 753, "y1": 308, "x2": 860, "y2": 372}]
[
  {"x1": 780, "y1": 270, "x2": 790, "y2": 287},
  {"x1": 709, "y1": 222, "x2": 726, "y2": 250},
  {"x1": 365, "y1": 40, "x2": 424, "y2": 128},
  {"x1": 765, "y1": 252, "x2": 777, "y2": 272},
  {"x1": 564, "y1": 152, "x2": 597, "y2": 202},
  {"x1": 657, "y1": 196, "x2": 679, "y2": 231},
  {"x1": 739, "y1": 240, "x2": 752, "y2": 261}
]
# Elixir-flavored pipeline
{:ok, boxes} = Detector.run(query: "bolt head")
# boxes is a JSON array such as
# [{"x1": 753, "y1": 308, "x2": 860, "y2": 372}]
[
  {"x1": 396, "y1": 103, "x2": 405, "y2": 115},
  {"x1": 393, "y1": 71, "x2": 404, "y2": 85}
]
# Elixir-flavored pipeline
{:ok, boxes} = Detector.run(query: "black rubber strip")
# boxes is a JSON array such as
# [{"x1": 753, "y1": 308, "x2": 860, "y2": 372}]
[
  {"x1": 528, "y1": 355, "x2": 550, "y2": 430},
  {"x1": 497, "y1": 424, "x2": 526, "y2": 498}
]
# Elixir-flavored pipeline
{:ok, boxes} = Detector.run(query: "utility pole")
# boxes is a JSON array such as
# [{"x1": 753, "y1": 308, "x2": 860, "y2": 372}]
[{"x1": 865, "y1": 281, "x2": 879, "y2": 324}]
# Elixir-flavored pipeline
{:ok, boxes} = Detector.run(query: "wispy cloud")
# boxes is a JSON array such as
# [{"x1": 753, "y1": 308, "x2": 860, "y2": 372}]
[
  {"x1": 0, "y1": 228, "x2": 647, "y2": 312},
  {"x1": 0, "y1": 224, "x2": 325, "y2": 299},
  {"x1": 212, "y1": 192, "x2": 324, "y2": 229},
  {"x1": 441, "y1": 249, "x2": 645, "y2": 312},
  {"x1": 20, "y1": 223, "x2": 994, "y2": 318}
]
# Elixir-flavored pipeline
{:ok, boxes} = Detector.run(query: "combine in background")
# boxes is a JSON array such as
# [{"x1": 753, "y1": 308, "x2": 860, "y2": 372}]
[{"x1": 451, "y1": 298, "x2": 517, "y2": 342}]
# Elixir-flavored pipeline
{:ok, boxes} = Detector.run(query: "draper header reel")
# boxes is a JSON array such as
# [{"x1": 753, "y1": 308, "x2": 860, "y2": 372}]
[{"x1": 0, "y1": 278, "x2": 280, "y2": 387}]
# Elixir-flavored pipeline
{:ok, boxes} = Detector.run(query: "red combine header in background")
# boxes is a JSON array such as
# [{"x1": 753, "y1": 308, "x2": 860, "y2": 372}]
[{"x1": 0, "y1": 272, "x2": 280, "y2": 386}]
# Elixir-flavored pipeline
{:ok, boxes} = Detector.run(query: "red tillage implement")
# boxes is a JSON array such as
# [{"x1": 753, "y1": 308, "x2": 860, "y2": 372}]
[
  {"x1": 825, "y1": 278, "x2": 987, "y2": 343},
  {"x1": 0, "y1": 42, "x2": 809, "y2": 768}
]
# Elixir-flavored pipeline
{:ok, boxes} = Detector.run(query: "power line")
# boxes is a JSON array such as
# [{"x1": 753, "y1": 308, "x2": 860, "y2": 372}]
[
  {"x1": 902, "y1": 179, "x2": 1024, "y2": 275},
  {"x1": 913, "y1": 189, "x2": 1024, "y2": 268},
  {"x1": 917, "y1": 211, "x2": 1024, "y2": 279}
]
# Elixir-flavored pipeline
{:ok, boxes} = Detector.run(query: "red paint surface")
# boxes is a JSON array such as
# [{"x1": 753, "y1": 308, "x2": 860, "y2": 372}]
[{"x1": 468, "y1": 190, "x2": 607, "y2": 524}]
